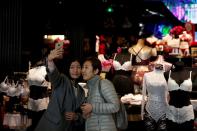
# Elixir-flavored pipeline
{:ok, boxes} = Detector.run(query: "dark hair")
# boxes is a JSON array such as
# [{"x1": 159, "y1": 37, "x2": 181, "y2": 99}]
[
  {"x1": 84, "y1": 57, "x2": 102, "y2": 75},
  {"x1": 64, "y1": 57, "x2": 82, "y2": 80}
]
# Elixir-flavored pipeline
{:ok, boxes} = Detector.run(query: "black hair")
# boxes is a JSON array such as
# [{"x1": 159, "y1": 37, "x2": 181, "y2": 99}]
[
  {"x1": 84, "y1": 56, "x2": 102, "y2": 75},
  {"x1": 64, "y1": 57, "x2": 82, "y2": 81}
]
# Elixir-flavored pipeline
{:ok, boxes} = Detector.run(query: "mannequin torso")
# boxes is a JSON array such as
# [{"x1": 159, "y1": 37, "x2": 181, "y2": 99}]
[
  {"x1": 129, "y1": 38, "x2": 157, "y2": 65},
  {"x1": 164, "y1": 61, "x2": 191, "y2": 85},
  {"x1": 164, "y1": 61, "x2": 194, "y2": 128},
  {"x1": 141, "y1": 64, "x2": 168, "y2": 130}
]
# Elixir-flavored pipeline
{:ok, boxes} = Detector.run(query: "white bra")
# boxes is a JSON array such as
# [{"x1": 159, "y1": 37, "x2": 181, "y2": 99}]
[
  {"x1": 7, "y1": 81, "x2": 20, "y2": 97},
  {"x1": 0, "y1": 76, "x2": 9, "y2": 92},
  {"x1": 27, "y1": 66, "x2": 47, "y2": 86},
  {"x1": 112, "y1": 53, "x2": 132, "y2": 71},
  {"x1": 113, "y1": 61, "x2": 132, "y2": 71},
  {"x1": 167, "y1": 70, "x2": 192, "y2": 92}
]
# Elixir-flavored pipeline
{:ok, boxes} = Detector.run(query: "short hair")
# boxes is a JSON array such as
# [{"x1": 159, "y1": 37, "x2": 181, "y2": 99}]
[{"x1": 84, "y1": 56, "x2": 102, "y2": 75}]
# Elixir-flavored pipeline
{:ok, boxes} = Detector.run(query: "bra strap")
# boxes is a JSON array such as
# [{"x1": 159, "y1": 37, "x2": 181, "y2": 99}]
[
  {"x1": 113, "y1": 53, "x2": 117, "y2": 60},
  {"x1": 190, "y1": 71, "x2": 192, "y2": 79},
  {"x1": 130, "y1": 53, "x2": 132, "y2": 65},
  {"x1": 132, "y1": 46, "x2": 144, "y2": 55},
  {"x1": 131, "y1": 46, "x2": 144, "y2": 60},
  {"x1": 168, "y1": 70, "x2": 171, "y2": 80}
]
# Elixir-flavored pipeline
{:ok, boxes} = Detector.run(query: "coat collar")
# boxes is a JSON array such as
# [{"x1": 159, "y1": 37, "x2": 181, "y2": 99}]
[{"x1": 87, "y1": 75, "x2": 100, "y2": 89}]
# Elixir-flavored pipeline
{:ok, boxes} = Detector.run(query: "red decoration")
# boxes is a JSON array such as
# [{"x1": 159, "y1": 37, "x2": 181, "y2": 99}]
[{"x1": 170, "y1": 26, "x2": 185, "y2": 37}]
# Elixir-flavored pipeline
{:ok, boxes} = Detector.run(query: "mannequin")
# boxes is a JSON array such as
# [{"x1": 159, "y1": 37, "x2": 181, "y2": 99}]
[
  {"x1": 148, "y1": 55, "x2": 172, "y2": 72},
  {"x1": 164, "y1": 61, "x2": 191, "y2": 86},
  {"x1": 112, "y1": 46, "x2": 134, "y2": 96},
  {"x1": 179, "y1": 31, "x2": 192, "y2": 56},
  {"x1": 96, "y1": 35, "x2": 113, "y2": 73},
  {"x1": 129, "y1": 38, "x2": 157, "y2": 65},
  {"x1": 164, "y1": 61, "x2": 194, "y2": 131},
  {"x1": 27, "y1": 65, "x2": 50, "y2": 131},
  {"x1": 142, "y1": 64, "x2": 168, "y2": 130},
  {"x1": 129, "y1": 38, "x2": 157, "y2": 94}
]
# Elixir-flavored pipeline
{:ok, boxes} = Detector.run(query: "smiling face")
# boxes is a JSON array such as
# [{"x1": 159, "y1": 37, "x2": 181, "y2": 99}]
[
  {"x1": 69, "y1": 60, "x2": 81, "y2": 80},
  {"x1": 82, "y1": 60, "x2": 98, "y2": 81}
]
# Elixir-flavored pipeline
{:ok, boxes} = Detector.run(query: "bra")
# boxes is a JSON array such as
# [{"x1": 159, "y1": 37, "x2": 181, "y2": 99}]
[
  {"x1": 27, "y1": 66, "x2": 47, "y2": 86},
  {"x1": 167, "y1": 70, "x2": 192, "y2": 92},
  {"x1": 0, "y1": 82, "x2": 9, "y2": 92},
  {"x1": 112, "y1": 53, "x2": 132, "y2": 71},
  {"x1": 7, "y1": 82, "x2": 18, "y2": 97},
  {"x1": 131, "y1": 46, "x2": 152, "y2": 65},
  {"x1": 0, "y1": 76, "x2": 9, "y2": 92}
]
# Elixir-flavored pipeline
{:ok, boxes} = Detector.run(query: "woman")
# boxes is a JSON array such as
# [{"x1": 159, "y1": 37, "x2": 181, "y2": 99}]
[
  {"x1": 35, "y1": 47, "x2": 85, "y2": 131},
  {"x1": 81, "y1": 57, "x2": 120, "y2": 131}
]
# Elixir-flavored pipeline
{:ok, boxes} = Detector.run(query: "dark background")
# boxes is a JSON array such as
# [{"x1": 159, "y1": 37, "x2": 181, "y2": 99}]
[{"x1": 0, "y1": 0, "x2": 185, "y2": 78}]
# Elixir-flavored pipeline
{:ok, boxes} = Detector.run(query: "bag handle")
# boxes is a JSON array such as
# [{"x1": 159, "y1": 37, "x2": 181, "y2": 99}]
[{"x1": 98, "y1": 79, "x2": 106, "y2": 102}]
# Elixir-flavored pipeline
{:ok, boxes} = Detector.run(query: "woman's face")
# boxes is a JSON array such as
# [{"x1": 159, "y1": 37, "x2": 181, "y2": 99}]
[
  {"x1": 82, "y1": 61, "x2": 97, "y2": 81},
  {"x1": 69, "y1": 61, "x2": 81, "y2": 80}
]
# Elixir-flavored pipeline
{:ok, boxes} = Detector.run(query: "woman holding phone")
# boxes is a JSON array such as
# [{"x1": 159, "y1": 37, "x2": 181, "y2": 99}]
[{"x1": 35, "y1": 47, "x2": 85, "y2": 131}]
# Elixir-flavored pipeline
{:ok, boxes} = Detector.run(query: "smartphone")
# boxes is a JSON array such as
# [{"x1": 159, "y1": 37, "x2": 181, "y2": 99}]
[{"x1": 55, "y1": 42, "x2": 64, "y2": 49}]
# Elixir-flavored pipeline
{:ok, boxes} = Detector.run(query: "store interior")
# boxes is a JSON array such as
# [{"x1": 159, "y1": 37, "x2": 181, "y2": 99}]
[{"x1": 1, "y1": 0, "x2": 197, "y2": 130}]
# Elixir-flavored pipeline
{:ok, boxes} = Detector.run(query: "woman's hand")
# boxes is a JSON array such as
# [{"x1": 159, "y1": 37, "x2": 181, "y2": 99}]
[
  {"x1": 64, "y1": 112, "x2": 78, "y2": 121},
  {"x1": 48, "y1": 48, "x2": 64, "y2": 61},
  {"x1": 81, "y1": 103, "x2": 92, "y2": 119},
  {"x1": 82, "y1": 113, "x2": 91, "y2": 119}
]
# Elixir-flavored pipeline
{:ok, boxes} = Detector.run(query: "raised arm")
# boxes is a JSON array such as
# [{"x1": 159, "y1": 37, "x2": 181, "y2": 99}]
[
  {"x1": 46, "y1": 47, "x2": 66, "y2": 88},
  {"x1": 47, "y1": 47, "x2": 64, "y2": 72}
]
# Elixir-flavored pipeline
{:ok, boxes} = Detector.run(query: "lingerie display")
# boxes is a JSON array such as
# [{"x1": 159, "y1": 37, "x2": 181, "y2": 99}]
[
  {"x1": 98, "y1": 54, "x2": 113, "y2": 73},
  {"x1": 130, "y1": 46, "x2": 150, "y2": 87},
  {"x1": 113, "y1": 53, "x2": 132, "y2": 71},
  {"x1": 97, "y1": 35, "x2": 114, "y2": 75},
  {"x1": 130, "y1": 45, "x2": 153, "y2": 66},
  {"x1": 112, "y1": 48, "x2": 134, "y2": 96},
  {"x1": 129, "y1": 41, "x2": 157, "y2": 94},
  {"x1": 27, "y1": 66, "x2": 50, "y2": 110},
  {"x1": 0, "y1": 77, "x2": 31, "y2": 130},
  {"x1": 179, "y1": 31, "x2": 192, "y2": 56},
  {"x1": 166, "y1": 70, "x2": 194, "y2": 130},
  {"x1": 166, "y1": 37, "x2": 180, "y2": 55},
  {"x1": 27, "y1": 66, "x2": 47, "y2": 86},
  {"x1": 26, "y1": 65, "x2": 50, "y2": 131},
  {"x1": 142, "y1": 66, "x2": 168, "y2": 130},
  {"x1": 179, "y1": 41, "x2": 190, "y2": 56}
]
